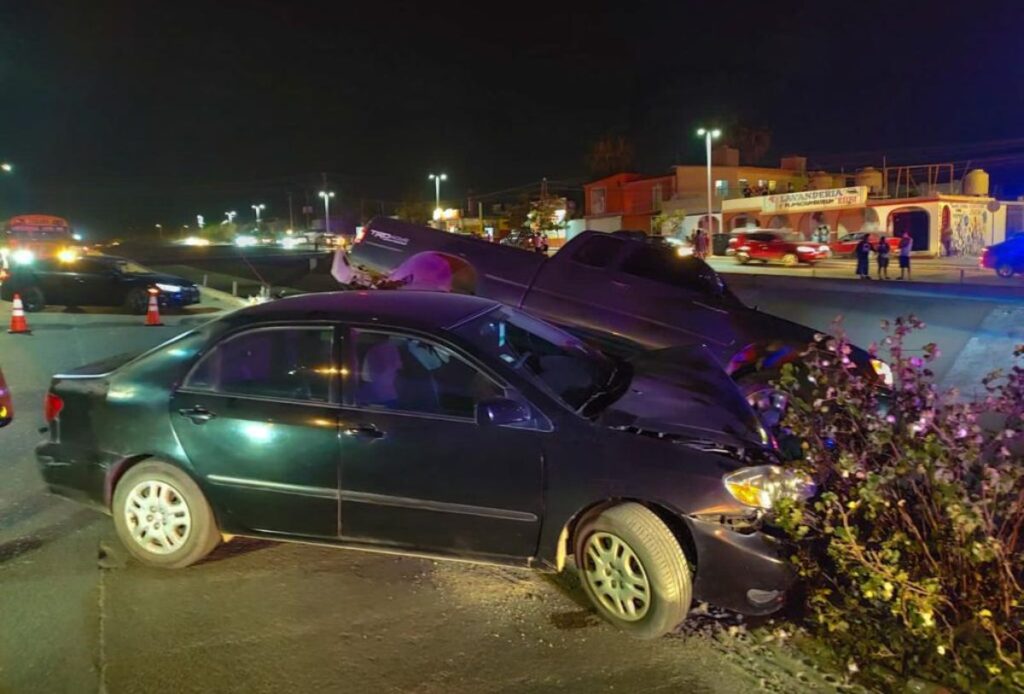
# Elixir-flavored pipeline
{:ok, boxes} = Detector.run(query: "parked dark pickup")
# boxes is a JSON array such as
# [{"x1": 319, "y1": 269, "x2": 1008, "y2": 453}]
[{"x1": 338, "y1": 218, "x2": 892, "y2": 427}]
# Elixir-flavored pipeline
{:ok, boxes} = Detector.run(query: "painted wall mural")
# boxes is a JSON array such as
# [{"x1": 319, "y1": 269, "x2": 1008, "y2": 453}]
[{"x1": 949, "y1": 203, "x2": 987, "y2": 256}]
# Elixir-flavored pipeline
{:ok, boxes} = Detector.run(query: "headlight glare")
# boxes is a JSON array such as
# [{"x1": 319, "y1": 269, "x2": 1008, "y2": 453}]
[
  {"x1": 155, "y1": 283, "x2": 183, "y2": 293},
  {"x1": 723, "y1": 465, "x2": 816, "y2": 510},
  {"x1": 870, "y1": 358, "x2": 894, "y2": 386}
]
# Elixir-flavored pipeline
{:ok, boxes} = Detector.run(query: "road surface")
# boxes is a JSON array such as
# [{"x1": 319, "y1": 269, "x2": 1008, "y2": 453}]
[{"x1": 0, "y1": 297, "x2": 843, "y2": 694}]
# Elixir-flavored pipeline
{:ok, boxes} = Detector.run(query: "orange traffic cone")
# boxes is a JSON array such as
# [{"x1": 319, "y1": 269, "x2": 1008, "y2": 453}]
[
  {"x1": 8, "y1": 294, "x2": 31, "y2": 335},
  {"x1": 144, "y1": 288, "x2": 164, "y2": 327}
]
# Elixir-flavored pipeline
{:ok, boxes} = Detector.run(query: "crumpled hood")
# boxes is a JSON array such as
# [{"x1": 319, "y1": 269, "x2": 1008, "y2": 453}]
[{"x1": 599, "y1": 344, "x2": 770, "y2": 451}]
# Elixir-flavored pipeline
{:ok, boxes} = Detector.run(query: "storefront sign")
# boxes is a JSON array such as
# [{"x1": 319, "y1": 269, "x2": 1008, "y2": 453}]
[{"x1": 762, "y1": 186, "x2": 867, "y2": 214}]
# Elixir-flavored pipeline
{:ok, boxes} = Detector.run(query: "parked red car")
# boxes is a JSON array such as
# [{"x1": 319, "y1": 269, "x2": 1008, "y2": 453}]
[
  {"x1": 830, "y1": 232, "x2": 900, "y2": 257},
  {"x1": 733, "y1": 231, "x2": 830, "y2": 266}
]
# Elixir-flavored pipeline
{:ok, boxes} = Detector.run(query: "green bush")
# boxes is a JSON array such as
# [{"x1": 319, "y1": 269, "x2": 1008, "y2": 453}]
[{"x1": 774, "y1": 316, "x2": 1024, "y2": 691}]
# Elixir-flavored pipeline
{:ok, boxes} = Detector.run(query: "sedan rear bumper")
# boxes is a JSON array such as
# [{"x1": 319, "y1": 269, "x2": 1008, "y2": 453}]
[{"x1": 686, "y1": 516, "x2": 794, "y2": 615}]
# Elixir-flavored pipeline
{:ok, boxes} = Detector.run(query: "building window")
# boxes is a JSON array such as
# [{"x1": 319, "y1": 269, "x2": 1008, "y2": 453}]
[
  {"x1": 714, "y1": 179, "x2": 729, "y2": 197},
  {"x1": 768, "y1": 180, "x2": 777, "y2": 192},
  {"x1": 651, "y1": 185, "x2": 662, "y2": 211},
  {"x1": 590, "y1": 188, "x2": 607, "y2": 215}
]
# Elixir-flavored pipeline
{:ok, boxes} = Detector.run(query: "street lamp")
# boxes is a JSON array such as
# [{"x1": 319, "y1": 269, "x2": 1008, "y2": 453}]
[
  {"x1": 696, "y1": 128, "x2": 721, "y2": 236},
  {"x1": 251, "y1": 204, "x2": 265, "y2": 224},
  {"x1": 225, "y1": 210, "x2": 237, "y2": 224},
  {"x1": 428, "y1": 173, "x2": 447, "y2": 216},
  {"x1": 319, "y1": 191, "x2": 335, "y2": 235},
  {"x1": 1, "y1": 163, "x2": 12, "y2": 173},
  {"x1": 155, "y1": 223, "x2": 162, "y2": 241}
]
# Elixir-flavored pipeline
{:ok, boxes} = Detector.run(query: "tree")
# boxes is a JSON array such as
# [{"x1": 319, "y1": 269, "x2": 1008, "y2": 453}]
[
  {"x1": 652, "y1": 207, "x2": 687, "y2": 237},
  {"x1": 586, "y1": 134, "x2": 635, "y2": 177},
  {"x1": 395, "y1": 191, "x2": 434, "y2": 225},
  {"x1": 527, "y1": 195, "x2": 566, "y2": 235}
]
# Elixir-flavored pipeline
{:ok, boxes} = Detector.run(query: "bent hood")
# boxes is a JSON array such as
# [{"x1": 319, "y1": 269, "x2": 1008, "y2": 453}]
[{"x1": 600, "y1": 345, "x2": 770, "y2": 451}]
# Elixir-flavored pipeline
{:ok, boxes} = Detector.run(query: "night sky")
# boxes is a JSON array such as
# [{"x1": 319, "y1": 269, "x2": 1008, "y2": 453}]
[{"x1": 2, "y1": 0, "x2": 1023, "y2": 235}]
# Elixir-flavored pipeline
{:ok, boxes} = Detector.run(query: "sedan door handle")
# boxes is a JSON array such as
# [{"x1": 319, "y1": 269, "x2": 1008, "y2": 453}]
[
  {"x1": 178, "y1": 406, "x2": 216, "y2": 424},
  {"x1": 344, "y1": 425, "x2": 384, "y2": 440}
]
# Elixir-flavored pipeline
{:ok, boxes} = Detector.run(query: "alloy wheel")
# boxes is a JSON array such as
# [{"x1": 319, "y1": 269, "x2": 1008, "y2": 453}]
[
  {"x1": 582, "y1": 531, "x2": 651, "y2": 622},
  {"x1": 996, "y1": 264, "x2": 1014, "y2": 279},
  {"x1": 123, "y1": 479, "x2": 193, "y2": 555}
]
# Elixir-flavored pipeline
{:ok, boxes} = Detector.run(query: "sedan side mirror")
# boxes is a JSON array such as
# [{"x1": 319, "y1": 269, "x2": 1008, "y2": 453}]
[{"x1": 476, "y1": 397, "x2": 532, "y2": 427}]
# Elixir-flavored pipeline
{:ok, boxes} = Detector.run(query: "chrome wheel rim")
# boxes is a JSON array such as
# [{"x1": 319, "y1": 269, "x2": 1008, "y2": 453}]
[
  {"x1": 124, "y1": 480, "x2": 192, "y2": 555},
  {"x1": 583, "y1": 532, "x2": 650, "y2": 622},
  {"x1": 747, "y1": 387, "x2": 789, "y2": 429}
]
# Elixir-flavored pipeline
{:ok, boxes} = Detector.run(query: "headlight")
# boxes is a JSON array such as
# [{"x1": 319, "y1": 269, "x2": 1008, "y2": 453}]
[
  {"x1": 155, "y1": 283, "x2": 183, "y2": 293},
  {"x1": 235, "y1": 235, "x2": 257, "y2": 247},
  {"x1": 57, "y1": 248, "x2": 79, "y2": 263},
  {"x1": 796, "y1": 245, "x2": 816, "y2": 253},
  {"x1": 723, "y1": 465, "x2": 816, "y2": 510},
  {"x1": 11, "y1": 249, "x2": 34, "y2": 265},
  {"x1": 870, "y1": 358, "x2": 894, "y2": 386},
  {"x1": 676, "y1": 245, "x2": 694, "y2": 257}
]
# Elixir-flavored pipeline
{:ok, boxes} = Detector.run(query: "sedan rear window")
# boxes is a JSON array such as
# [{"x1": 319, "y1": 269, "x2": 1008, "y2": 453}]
[{"x1": 186, "y1": 327, "x2": 335, "y2": 402}]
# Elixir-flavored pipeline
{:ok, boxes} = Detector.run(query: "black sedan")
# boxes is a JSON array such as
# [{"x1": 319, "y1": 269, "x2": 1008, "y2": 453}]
[
  {"x1": 36, "y1": 291, "x2": 810, "y2": 638},
  {"x1": 0, "y1": 254, "x2": 200, "y2": 313},
  {"x1": 980, "y1": 235, "x2": 1024, "y2": 278}
]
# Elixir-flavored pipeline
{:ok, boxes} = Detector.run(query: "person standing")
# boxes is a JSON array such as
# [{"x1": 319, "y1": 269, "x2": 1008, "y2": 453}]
[
  {"x1": 876, "y1": 236, "x2": 891, "y2": 279},
  {"x1": 855, "y1": 236, "x2": 872, "y2": 279},
  {"x1": 898, "y1": 232, "x2": 913, "y2": 280},
  {"x1": 695, "y1": 228, "x2": 708, "y2": 259}
]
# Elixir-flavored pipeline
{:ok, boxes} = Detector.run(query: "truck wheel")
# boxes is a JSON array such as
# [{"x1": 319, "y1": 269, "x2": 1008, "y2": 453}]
[
  {"x1": 20, "y1": 287, "x2": 45, "y2": 312},
  {"x1": 996, "y1": 263, "x2": 1015, "y2": 279},
  {"x1": 575, "y1": 503, "x2": 692, "y2": 639},
  {"x1": 112, "y1": 461, "x2": 220, "y2": 569}
]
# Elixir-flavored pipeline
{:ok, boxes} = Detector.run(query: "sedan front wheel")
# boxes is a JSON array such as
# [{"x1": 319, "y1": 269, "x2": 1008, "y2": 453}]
[
  {"x1": 112, "y1": 461, "x2": 220, "y2": 568},
  {"x1": 575, "y1": 503, "x2": 692, "y2": 639}
]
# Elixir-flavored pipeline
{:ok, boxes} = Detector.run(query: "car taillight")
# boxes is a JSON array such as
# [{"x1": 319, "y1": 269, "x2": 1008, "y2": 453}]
[{"x1": 44, "y1": 392, "x2": 64, "y2": 423}]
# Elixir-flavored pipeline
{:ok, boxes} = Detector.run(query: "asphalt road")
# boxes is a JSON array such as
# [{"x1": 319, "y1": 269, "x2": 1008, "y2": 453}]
[{"x1": 0, "y1": 298, "x2": 846, "y2": 694}]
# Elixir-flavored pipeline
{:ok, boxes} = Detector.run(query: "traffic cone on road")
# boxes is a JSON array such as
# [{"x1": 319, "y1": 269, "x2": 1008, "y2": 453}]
[
  {"x1": 7, "y1": 294, "x2": 31, "y2": 335},
  {"x1": 144, "y1": 288, "x2": 164, "y2": 327}
]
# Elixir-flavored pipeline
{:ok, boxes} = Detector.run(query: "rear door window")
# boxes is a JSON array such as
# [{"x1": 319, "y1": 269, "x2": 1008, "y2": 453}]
[
  {"x1": 571, "y1": 236, "x2": 625, "y2": 269},
  {"x1": 185, "y1": 327, "x2": 336, "y2": 402}
]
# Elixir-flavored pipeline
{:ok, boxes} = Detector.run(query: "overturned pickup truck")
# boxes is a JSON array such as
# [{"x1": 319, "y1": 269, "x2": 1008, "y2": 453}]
[{"x1": 334, "y1": 218, "x2": 891, "y2": 429}]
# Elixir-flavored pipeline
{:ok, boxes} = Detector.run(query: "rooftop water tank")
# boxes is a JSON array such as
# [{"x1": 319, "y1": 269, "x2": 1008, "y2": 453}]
[
  {"x1": 963, "y1": 169, "x2": 989, "y2": 196},
  {"x1": 855, "y1": 167, "x2": 883, "y2": 195},
  {"x1": 809, "y1": 171, "x2": 833, "y2": 190}
]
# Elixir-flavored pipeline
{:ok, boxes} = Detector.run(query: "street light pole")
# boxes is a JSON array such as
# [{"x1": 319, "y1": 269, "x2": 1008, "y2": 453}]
[
  {"x1": 251, "y1": 204, "x2": 265, "y2": 225},
  {"x1": 696, "y1": 128, "x2": 721, "y2": 235},
  {"x1": 319, "y1": 191, "x2": 335, "y2": 235},
  {"x1": 428, "y1": 173, "x2": 447, "y2": 214},
  {"x1": 225, "y1": 211, "x2": 237, "y2": 224}
]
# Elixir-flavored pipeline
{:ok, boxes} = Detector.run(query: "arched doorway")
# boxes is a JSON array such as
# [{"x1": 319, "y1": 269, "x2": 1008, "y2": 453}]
[
  {"x1": 767, "y1": 214, "x2": 788, "y2": 229},
  {"x1": 697, "y1": 215, "x2": 721, "y2": 233},
  {"x1": 888, "y1": 207, "x2": 930, "y2": 252},
  {"x1": 731, "y1": 214, "x2": 757, "y2": 230},
  {"x1": 797, "y1": 211, "x2": 828, "y2": 240}
]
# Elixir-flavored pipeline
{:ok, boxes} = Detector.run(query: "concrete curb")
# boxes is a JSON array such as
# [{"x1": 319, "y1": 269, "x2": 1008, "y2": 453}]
[
  {"x1": 724, "y1": 273, "x2": 1024, "y2": 305},
  {"x1": 198, "y1": 285, "x2": 248, "y2": 308}
]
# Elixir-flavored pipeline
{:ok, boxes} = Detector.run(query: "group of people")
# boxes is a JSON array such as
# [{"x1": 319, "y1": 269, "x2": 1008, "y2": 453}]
[{"x1": 855, "y1": 232, "x2": 914, "y2": 280}]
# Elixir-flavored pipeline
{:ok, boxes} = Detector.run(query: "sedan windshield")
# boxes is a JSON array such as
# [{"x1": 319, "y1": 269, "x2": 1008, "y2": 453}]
[{"x1": 451, "y1": 306, "x2": 616, "y2": 411}]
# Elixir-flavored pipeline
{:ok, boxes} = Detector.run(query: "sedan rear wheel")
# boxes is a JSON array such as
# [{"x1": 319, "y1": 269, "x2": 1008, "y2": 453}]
[
  {"x1": 113, "y1": 461, "x2": 220, "y2": 568},
  {"x1": 781, "y1": 253, "x2": 798, "y2": 267},
  {"x1": 19, "y1": 286, "x2": 45, "y2": 312},
  {"x1": 996, "y1": 263, "x2": 1015, "y2": 279},
  {"x1": 575, "y1": 503, "x2": 692, "y2": 639}
]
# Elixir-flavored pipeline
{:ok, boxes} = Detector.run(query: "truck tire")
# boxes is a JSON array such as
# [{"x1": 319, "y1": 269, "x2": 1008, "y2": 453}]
[{"x1": 20, "y1": 286, "x2": 46, "y2": 312}]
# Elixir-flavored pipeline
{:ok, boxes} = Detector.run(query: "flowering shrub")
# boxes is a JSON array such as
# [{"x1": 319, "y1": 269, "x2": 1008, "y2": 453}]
[{"x1": 774, "y1": 316, "x2": 1024, "y2": 691}]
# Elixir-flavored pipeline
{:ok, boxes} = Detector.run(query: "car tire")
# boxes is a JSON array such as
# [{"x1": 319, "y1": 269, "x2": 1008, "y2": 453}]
[
  {"x1": 112, "y1": 460, "x2": 220, "y2": 569},
  {"x1": 575, "y1": 503, "x2": 692, "y2": 639},
  {"x1": 781, "y1": 253, "x2": 798, "y2": 267},
  {"x1": 737, "y1": 254, "x2": 750, "y2": 265},
  {"x1": 125, "y1": 287, "x2": 150, "y2": 315},
  {"x1": 19, "y1": 286, "x2": 45, "y2": 312},
  {"x1": 996, "y1": 263, "x2": 1015, "y2": 279}
]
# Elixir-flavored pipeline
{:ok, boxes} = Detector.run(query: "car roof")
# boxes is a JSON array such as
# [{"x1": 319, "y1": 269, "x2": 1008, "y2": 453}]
[{"x1": 231, "y1": 290, "x2": 501, "y2": 330}]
